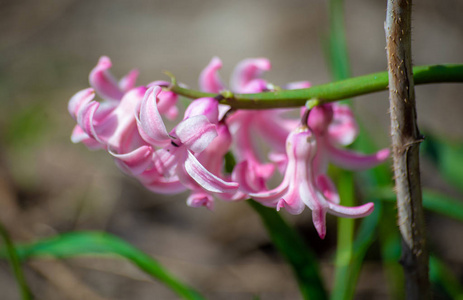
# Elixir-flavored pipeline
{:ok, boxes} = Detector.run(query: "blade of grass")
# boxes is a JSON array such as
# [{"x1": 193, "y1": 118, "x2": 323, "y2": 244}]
[
  {"x1": 324, "y1": 1, "x2": 360, "y2": 299},
  {"x1": 248, "y1": 200, "x2": 327, "y2": 300},
  {"x1": 430, "y1": 255, "x2": 463, "y2": 300},
  {"x1": 0, "y1": 222, "x2": 33, "y2": 300},
  {"x1": 422, "y1": 133, "x2": 463, "y2": 193},
  {"x1": 0, "y1": 231, "x2": 204, "y2": 300}
]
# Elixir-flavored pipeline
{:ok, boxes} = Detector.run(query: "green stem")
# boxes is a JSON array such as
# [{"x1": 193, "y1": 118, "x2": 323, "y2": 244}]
[
  {"x1": 170, "y1": 64, "x2": 463, "y2": 109},
  {"x1": 248, "y1": 200, "x2": 327, "y2": 300},
  {"x1": 0, "y1": 222, "x2": 33, "y2": 300}
]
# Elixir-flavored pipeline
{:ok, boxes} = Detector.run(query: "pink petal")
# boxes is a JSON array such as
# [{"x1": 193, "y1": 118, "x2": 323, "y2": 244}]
[
  {"x1": 328, "y1": 104, "x2": 359, "y2": 146},
  {"x1": 104, "y1": 86, "x2": 147, "y2": 151},
  {"x1": 312, "y1": 208, "x2": 327, "y2": 239},
  {"x1": 118, "y1": 69, "x2": 139, "y2": 92},
  {"x1": 77, "y1": 101, "x2": 101, "y2": 142},
  {"x1": 316, "y1": 174, "x2": 340, "y2": 204},
  {"x1": 70, "y1": 125, "x2": 102, "y2": 150},
  {"x1": 164, "y1": 106, "x2": 179, "y2": 121},
  {"x1": 186, "y1": 191, "x2": 214, "y2": 210},
  {"x1": 176, "y1": 115, "x2": 217, "y2": 153},
  {"x1": 239, "y1": 79, "x2": 269, "y2": 93},
  {"x1": 89, "y1": 56, "x2": 124, "y2": 101},
  {"x1": 232, "y1": 160, "x2": 275, "y2": 194},
  {"x1": 138, "y1": 168, "x2": 186, "y2": 194},
  {"x1": 184, "y1": 151, "x2": 238, "y2": 193},
  {"x1": 148, "y1": 81, "x2": 179, "y2": 120},
  {"x1": 183, "y1": 98, "x2": 219, "y2": 123},
  {"x1": 277, "y1": 187, "x2": 306, "y2": 215},
  {"x1": 158, "y1": 91, "x2": 179, "y2": 119},
  {"x1": 68, "y1": 88, "x2": 95, "y2": 120},
  {"x1": 285, "y1": 81, "x2": 311, "y2": 90},
  {"x1": 326, "y1": 202, "x2": 374, "y2": 219},
  {"x1": 199, "y1": 56, "x2": 225, "y2": 93},
  {"x1": 137, "y1": 86, "x2": 171, "y2": 147},
  {"x1": 307, "y1": 104, "x2": 334, "y2": 136},
  {"x1": 152, "y1": 146, "x2": 181, "y2": 177},
  {"x1": 327, "y1": 143, "x2": 390, "y2": 171},
  {"x1": 110, "y1": 145, "x2": 153, "y2": 175},
  {"x1": 218, "y1": 104, "x2": 231, "y2": 121},
  {"x1": 230, "y1": 58, "x2": 271, "y2": 93}
]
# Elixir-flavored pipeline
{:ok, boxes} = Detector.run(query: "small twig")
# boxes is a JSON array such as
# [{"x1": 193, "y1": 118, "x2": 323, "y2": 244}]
[{"x1": 385, "y1": 1, "x2": 430, "y2": 299}]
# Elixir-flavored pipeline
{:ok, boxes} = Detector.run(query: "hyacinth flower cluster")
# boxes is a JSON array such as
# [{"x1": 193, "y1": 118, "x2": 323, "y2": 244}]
[{"x1": 68, "y1": 56, "x2": 390, "y2": 238}]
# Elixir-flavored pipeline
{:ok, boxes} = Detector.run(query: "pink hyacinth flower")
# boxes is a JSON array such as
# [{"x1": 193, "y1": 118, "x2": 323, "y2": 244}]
[
  {"x1": 89, "y1": 56, "x2": 138, "y2": 103},
  {"x1": 250, "y1": 126, "x2": 375, "y2": 239},
  {"x1": 71, "y1": 85, "x2": 154, "y2": 176},
  {"x1": 136, "y1": 88, "x2": 239, "y2": 196}
]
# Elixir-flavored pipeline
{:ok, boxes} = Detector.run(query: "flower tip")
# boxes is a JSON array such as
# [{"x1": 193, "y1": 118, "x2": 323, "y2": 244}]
[
  {"x1": 187, "y1": 194, "x2": 214, "y2": 210},
  {"x1": 312, "y1": 209, "x2": 327, "y2": 239},
  {"x1": 314, "y1": 222, "x2": 326, "y2": 239},
  {"x1": 254, "y1": 58, "x2": 271, "y2": 71},
  {"x1": 276, "y1": 199, "x2": 285, "y2": 211},
  {"x1": 97, "y1": 56, "x2": 112, "y2": 68},
  {"x1": 210, "y1": 56, "x2": 223, "y2": 67},
  {"x1": 376, "y1": 148, "x2": 390, "y2": 161},
  {"x1": 364, "y1": 202, "x2": 375, "y2": 216}
]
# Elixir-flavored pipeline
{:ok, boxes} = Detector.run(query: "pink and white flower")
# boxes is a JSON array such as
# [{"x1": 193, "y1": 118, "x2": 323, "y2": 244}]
[{"x1": 250, "y1": 125, "x2": 375, "y2": 239}]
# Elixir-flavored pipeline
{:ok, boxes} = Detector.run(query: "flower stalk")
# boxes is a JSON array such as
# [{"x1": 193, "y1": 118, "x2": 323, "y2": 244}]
[
  {"x1": 170, "y1": 64, "x2": 463, "y2": 109},
  {"x1": 385, "y1": 0, "x2": 430, "y2": 299}
]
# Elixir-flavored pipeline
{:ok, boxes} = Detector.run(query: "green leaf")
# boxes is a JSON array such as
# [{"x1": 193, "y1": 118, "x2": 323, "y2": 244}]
[
  {"x1": 0, "y1": 223, "x2": 33, "y2": 300},
  {"x1": 248, "y1": 200, "x2": 327, "y2": 300},
  {"x1": 422, "y1": 134, "x2": 463, "y2": 193},
  {"x1": 430, "y1": 255, "x2": 463, "y2": 300},
  {"x1": 2, "y1": 231, "x2": 204, "y2": 300}
]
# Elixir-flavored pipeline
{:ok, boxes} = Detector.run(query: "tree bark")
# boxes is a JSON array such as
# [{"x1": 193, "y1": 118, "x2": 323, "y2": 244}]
[{"x1": 385, "y1": 1, "x2": 430, "y2": 299}]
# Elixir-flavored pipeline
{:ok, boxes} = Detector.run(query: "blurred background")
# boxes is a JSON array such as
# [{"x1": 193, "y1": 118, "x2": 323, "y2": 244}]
[{"x1": 1, "y1": 0, "x2": 463, "y2": 299}]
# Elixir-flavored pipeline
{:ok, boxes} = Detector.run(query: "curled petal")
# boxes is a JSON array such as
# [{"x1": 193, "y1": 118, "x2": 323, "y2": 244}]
[
  {"x1": 233, "y1": 160, "x2": 275, "y2": 194},
  {"x1": 230, "y1": 58, "x2": 271, "y2": 93},
  {"x1": 328, "y1": 104, "x2": 359, "y2": 146},
  {"x1": 89, "y1": 56, "x2": 124, "y2": 101},
  {"x1": 184, "y1": 151, "x2": 238, "y2": 193},
  {"x1": 152, "y1": 146, "x2": 181, "y2": 177},
  {"x1": 186, "y1": 191, "x2": 214, "y2": 210},
  {"x1": 148, "y1": 81, "x2": 179, "y2": 120},
  {"x1": 138, "y1": 168, "x2": 186, "y2": 194},
  {"x1": 77, "y1": 101, "x2": 101, "y2": 142},
  {"x1": 199, "y1": 57, "x2": 225, "y2": 93},
  {"x1": 248, "y1": 182, "x2": 289, "y2": 206},
  {"x1": 68, "y1": 88, "x2": 95, "y2": 120},
  {"x1": 118, "y1": 69, "x2": 139, "y2": 92},
  {"x1": 326, "y1": 201, "x2": 374, "y2": 219},
  {"x1": 183, "y1": 98, "x2": 219, "y2": 123},
  {"x1": 312, "y1": 208, "x2": 327, "y2": 239},
  {"x1": 327, "y1": 143, "x2": 390, "y2": 171},
  {"x1": 137, "y1": 86, "x2": 171, "y2": 147},
  {"x1": 239, "y1": 79, "x2": 269, "y2": 93},
  {"x1": 277, "y1": 188, "x2": 306, "y2": 215},
  {"x1": 110, "y1": 145, "x2": 153, "y2": 175},
  {"x1": 158, "y1": 91, "x2": 179, "y2": 120},
  {"x1": 176, "y1": 115, "x2": 217, "y2": 153},
  {"x1": 70, "y1": 125, "x2": 102, "y2": 150},
  {"x1": 316, "y1": 174, "x2": 340, "y2": 204}
]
